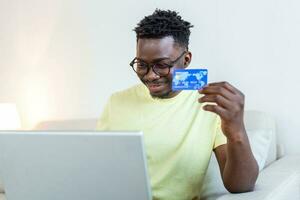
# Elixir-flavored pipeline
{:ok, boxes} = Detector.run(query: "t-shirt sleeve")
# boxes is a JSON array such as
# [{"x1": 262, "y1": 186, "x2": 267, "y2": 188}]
[
  {"x1": 96, "y1": 97, "x2": 111, "y2": 131},
  {"x1": 213, "y1": 116, "x2": 227, "y2": 149}
]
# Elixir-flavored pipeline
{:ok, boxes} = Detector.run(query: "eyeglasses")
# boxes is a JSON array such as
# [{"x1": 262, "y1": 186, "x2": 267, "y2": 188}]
[{"x1": 130, "y1": 51, "x2": 186, "y2": 77}]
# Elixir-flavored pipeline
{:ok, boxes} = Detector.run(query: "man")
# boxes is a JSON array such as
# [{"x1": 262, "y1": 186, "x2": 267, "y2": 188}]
[{"x1": 97, "y1": 9, "x2": 258, "y2": 200}]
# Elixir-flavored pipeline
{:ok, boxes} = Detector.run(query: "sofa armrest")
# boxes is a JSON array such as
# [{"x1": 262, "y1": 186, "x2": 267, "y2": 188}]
[{"x1": 215, "y1": 155, "x2": 300, "y2": 200}]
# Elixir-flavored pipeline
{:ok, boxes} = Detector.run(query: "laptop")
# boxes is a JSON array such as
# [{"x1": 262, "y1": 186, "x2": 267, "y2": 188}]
[{"x1": 0, "y1": 131, "x2": 152, "y2": 200}]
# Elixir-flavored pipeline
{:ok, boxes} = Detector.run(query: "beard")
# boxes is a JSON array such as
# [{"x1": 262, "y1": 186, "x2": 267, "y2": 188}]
[
  {"x1": 141, "y1": 79, "x2": 174, "y2": 99},
  {"x1": 140, "y1": 77, "x2": 173, "y2": 99}
]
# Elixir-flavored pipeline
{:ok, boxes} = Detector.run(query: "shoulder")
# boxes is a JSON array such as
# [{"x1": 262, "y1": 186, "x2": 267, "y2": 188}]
[{"x1": 109, "y1": 84, "x2": 148, "y2": 103}]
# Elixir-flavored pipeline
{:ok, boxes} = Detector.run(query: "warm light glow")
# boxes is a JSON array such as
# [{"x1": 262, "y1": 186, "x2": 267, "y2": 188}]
[{"x1": 0, "y1": 103, "x2": 21, "y2": 130}]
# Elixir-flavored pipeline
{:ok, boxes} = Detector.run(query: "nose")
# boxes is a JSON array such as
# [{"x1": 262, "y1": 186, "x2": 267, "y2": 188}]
[{"x1": 143, "y1": 66, "x2": 160, "y2": 81}]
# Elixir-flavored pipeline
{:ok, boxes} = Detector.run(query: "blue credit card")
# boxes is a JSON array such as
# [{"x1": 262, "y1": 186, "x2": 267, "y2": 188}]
[{"x1": 172, "y1": 69, "x2": 208, "y2": 91}]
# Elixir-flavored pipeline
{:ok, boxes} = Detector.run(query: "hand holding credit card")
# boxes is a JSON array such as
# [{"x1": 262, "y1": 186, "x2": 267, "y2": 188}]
[{"x1": 172, "y1": 69, "x2": 208, "y2": 91}]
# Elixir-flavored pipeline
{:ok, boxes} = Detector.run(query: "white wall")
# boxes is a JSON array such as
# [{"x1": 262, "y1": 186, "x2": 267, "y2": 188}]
[{"x1": 1, "y1": 0, "x2": 299, "y2": 154}]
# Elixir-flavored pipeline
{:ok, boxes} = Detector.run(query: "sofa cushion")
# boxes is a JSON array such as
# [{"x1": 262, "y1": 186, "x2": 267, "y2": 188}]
[{"x1": 244, "y1": 110, "x2": 277, "y2": 166}]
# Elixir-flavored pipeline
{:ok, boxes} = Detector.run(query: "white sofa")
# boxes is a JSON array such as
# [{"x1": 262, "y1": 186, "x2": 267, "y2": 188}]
[{"x1": 0, "y1": 110, "x2": 299, "y2": 200}]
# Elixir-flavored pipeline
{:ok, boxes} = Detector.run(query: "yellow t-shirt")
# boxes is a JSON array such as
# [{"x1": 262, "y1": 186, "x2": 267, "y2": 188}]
[{"x1": 96, "y1": 84, "x2": 227, "y2": 200}]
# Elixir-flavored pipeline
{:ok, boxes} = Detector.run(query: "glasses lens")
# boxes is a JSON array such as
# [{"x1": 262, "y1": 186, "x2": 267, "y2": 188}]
[
  {"x1": 153, "y1": 63, "x2": 170, "y2": 76},
  {"x1": 131, "y1": 60, "x2": 171, "y2": 77},
  {"x1": 132, "y1": 61, "x2": 148, "y2": 75}
]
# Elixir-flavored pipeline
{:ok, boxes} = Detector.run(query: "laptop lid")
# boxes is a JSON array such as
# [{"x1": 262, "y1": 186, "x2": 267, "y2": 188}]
[{"x1": 0, "y1": 131, "x2": 152, "y2": 200}]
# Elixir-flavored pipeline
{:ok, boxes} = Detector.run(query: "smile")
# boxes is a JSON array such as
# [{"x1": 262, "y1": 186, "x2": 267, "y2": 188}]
[{"x1": 147, "y1": 83, "x2": 165, "y2": 93}]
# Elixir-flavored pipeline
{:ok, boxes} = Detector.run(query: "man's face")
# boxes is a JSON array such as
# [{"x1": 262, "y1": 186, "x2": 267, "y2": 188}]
[{"x1": 136, "y1": 36, "x2": 191, "y2": 99}]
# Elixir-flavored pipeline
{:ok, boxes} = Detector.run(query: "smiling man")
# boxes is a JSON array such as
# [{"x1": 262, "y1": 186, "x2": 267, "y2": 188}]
[{"x1": 97, "y1": 9, "x2": 258, "y2": 200}]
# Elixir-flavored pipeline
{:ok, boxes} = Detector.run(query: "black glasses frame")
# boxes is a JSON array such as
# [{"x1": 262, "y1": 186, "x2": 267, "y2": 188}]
[{"x1": 129, "y1": 51, "x2": 186, "y2": 77}]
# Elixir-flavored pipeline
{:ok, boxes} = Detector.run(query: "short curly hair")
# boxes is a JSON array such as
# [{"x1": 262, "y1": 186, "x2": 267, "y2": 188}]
[{"x1": 134, "y1": 9, "x2": 193, "y2": 49}]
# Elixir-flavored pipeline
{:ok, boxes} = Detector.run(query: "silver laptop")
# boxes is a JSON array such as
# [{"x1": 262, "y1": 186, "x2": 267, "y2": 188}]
[{"x1": 0, "y1": 131, "x2": 152, "y2": 200}]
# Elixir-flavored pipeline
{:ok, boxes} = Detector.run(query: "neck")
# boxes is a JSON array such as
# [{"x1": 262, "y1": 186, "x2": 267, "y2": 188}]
[{"x1": 151, "y1": 90, "x2": 182, "y2": 99}]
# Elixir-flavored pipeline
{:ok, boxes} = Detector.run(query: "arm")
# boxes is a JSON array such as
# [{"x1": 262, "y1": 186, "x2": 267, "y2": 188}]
[
  {"x1": 214, "y1": 142, "x2": 258, "y2": 193},
  {"x1": 199, "y1": 81, "x2": 259, "y2": 193}
]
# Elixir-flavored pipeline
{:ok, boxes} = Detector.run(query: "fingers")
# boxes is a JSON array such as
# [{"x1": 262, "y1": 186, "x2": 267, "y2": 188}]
[
  {"x1": 203, "y1": 104, "x2": 242, "y2": 121},
  {"x1": 198, "y1": 81, "x2": 245, "y2": 105},
  {"x1": 198, "y1": 81, "x2": 245, "y2": 118},
  {"x1": 198, "y1": 94, "x2": 232, "y2": 109},
  {"x1": 202, "y1": 81, "x2": 243, "y2": 95},
  {"x1": 202, "y1": 104, "x2": 229, "y2": 120},
  {"x1": 200, "y1": 82, "x2": 246, "y2": 137},
  {"x1": 198, "y1": 85, "x2": 235, "y2": 100}
]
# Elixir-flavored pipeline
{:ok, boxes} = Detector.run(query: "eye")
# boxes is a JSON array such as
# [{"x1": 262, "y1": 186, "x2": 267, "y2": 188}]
[
  {"x1": 136, "y1": 62, "x2": 147, "y2": 68},
  {"x1": 154, "y1": 63, "x2": 170, "y2": 69}
]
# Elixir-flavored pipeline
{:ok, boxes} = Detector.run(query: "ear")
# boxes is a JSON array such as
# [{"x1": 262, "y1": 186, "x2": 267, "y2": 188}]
[{"x1": 184, "y1": 51, "x2": 192, "y2": 68}]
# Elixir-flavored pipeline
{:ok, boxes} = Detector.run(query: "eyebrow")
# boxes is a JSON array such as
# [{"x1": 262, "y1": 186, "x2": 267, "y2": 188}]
[{"x1": 136, "y1": 57, "x2": 171, "y2": 63}]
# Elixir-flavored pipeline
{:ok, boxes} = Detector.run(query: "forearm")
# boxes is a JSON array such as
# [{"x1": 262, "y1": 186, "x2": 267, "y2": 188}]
[
  {"x1": 223, "y1": 132, "x2": 259, "y2": 193},
  {"x1": 198, "y1": 82, "x2": 259, "y2": 192}
]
